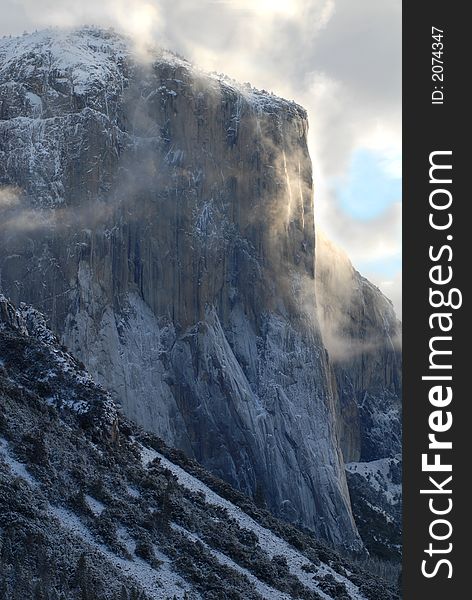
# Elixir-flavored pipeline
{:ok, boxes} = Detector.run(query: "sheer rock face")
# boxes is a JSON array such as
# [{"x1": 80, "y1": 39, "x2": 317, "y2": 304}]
[
  {"x1": 315, "y1": 235, "x2": 402, "y2": 563},
  {"x1": 0, "y1": 28, "x2": 366, "y2": 549},
  {"x1": 315, "y1": 234, "x2": 402, "y2": 463}
]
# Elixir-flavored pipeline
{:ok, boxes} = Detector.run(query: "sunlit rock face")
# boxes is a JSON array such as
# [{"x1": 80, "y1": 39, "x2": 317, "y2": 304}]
[
  {"x1": 0, "y1": 28, "x2": 366, "y2": 549},
  {"x1": 315, "y1": 233, "x2": 402, "y2": 464}
]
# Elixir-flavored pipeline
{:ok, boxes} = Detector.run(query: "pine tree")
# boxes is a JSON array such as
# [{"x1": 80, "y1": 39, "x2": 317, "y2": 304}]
[
  {"x1": 74, "y1": 554, "x2": 90, "y2": 600},
  {"x1": 158, "y1": 481, "x2": 173, "y2": 531},
  {"x1": 130, "y1": 588, "x2": 141, "y2": 600},
  {"x1": 254, "y1": 481, "x2": 266, "y2": 508},
  {"x1": 34, "y1": 580, "x2": 47, "y2": 600}
]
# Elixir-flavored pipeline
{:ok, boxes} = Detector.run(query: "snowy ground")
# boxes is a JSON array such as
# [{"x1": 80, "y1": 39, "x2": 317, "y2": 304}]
[
  {"x1": 139, "y1": 443, "x2": 367, "y2": 600},
  {"x1": 346, "y1": 457, "x2": 401, "y2": 505},
  {"x1": 0, "y1": 433, "x2": 369, "y2": 600},
  {"x1": 0, "y1": 437, "x2": 39, "y2": 487},
  {"x1": 172, "y1": 523, "x2": 291, "y2": 600},
  {"x1": 0, "y1": 436, "x2": 194, "y2": 600},
  {"x1": 50, "y1": 506, "x2": 193, "y2": 600}
]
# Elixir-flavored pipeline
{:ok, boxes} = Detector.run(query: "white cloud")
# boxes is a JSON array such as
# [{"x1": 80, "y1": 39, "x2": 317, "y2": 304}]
[
  {"x1": 369, "y1": 270, "x2": 402, "y2": 320},
  {"x1": 317, "y1": 197, "x2": 402, "y2": 263}
]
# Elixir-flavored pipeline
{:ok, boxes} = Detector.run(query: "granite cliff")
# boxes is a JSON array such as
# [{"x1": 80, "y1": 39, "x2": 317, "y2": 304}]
[
  {"x1": 315, "y1": 234, "x2": 402, "y2": 561},
  {"x1": 315, "y1": 233, "x2": 401, "y2": 464},
  {"x1": 0, "y1": 27, "x2": 400, "y2": 553}
]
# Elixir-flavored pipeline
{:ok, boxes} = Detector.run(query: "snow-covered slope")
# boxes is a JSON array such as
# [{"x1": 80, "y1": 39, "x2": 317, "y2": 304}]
[
  {"x1": 346, "y1": 457, "x2": 402, "y2": 562},
  {"x1": 0, "y1": 296, "x2": 399, "y2": 599}
]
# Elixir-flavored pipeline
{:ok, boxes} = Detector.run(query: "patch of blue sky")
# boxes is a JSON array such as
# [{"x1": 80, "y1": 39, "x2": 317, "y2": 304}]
[
  {"x1": 330, "y1": 148, "x2": 402, "y2": 221},
  {"x1": 356, "y1": 253, "x2": 401, "y2": 280}
]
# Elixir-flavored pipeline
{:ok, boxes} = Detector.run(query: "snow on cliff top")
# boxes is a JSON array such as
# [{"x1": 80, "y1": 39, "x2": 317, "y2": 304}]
[
  {"x1": 0, "y1": 27, "x2": 129, "y2": 96},
  {"x1": 0, "y1": 26, "x2": 305, "y2": 116}
]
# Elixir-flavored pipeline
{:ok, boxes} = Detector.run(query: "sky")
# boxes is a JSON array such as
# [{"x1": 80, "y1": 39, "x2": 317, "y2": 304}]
[{"x1": 0, "y1": 0, "x2": 402, "y2": 316}]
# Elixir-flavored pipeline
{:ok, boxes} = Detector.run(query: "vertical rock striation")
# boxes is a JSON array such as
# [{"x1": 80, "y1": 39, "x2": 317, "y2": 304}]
[
  {"x1": 315, "y1": 233, "x2": 401, "y2": 464},
  {"x1": 0, "y1": 27, "x2": 402, "y2": 551},
  {"x1": 315, "y1": 233, "x2": 402, "y2": 561}
]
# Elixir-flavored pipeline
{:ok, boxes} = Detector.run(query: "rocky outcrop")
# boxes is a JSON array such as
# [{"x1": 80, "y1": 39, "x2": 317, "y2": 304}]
[
  {"x1": 0, "y1": 294, "x2": 119, "y2": 440},
  {"x1": 0, "y1": 28, "x2": 360, "y2": 549}
]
